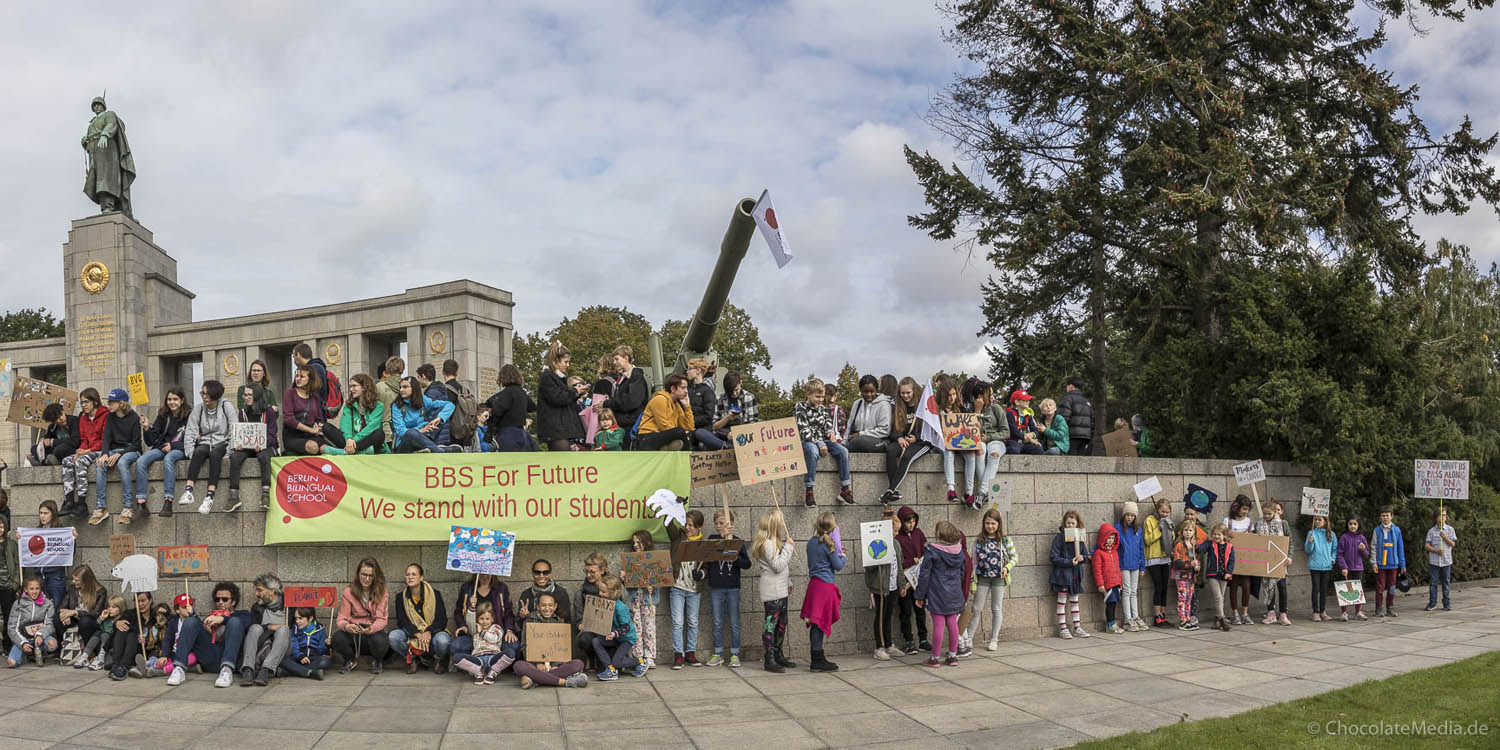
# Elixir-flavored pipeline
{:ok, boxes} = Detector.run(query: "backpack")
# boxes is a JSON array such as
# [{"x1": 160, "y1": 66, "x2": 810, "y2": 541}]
[
  {"x1": 444, "y1": 381, "x2": 479, "y2": 443},
  {"x1": 322, "y1": 369, "x2": 344, "y2": 419}
]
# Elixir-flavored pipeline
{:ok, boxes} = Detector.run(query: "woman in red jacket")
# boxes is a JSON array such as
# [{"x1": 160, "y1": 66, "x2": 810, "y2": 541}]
[{"x1": 60, "y1": 388, "x2": 108, "y2": 519}]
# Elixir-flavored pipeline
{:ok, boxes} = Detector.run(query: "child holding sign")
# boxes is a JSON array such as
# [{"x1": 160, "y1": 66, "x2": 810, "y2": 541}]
[
  {"x1": 1048, "y1": 510, "x2": 1090, "y2": 639},
  {"x1": 513, "y1": 593, "x2": 588, "y2": 689},
  {"x1": 1254, "y1": 500, "x2": 1292, "y2": 626},
  {"x1": 1337, "y1": 516, "x2": 1370, "y2": 621},
  {"x1": 1425, "y1": 508, "x2": 1458, "y2": 611},
  {"x1": 590, "y1": 575, "x2": 641, "y2": 680},
  {"x1": 1305, "y1": 515, "x2": 1337, "y2": 621},
  {"x1": 625, "y1": 531, "x2": 659, "y2": 670}
]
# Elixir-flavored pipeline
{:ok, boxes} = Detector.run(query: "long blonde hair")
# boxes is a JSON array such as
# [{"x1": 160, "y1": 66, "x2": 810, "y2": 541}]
[
  {"x1": 753, "y1": 509, "x2": 788, "y2": 562},
  {"x1": 812, "y1": 512, "x2": 837, "y2": 555}
]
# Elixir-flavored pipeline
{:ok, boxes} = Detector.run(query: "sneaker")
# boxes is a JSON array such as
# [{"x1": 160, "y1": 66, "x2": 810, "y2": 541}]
[
  {"x1": 598, "y1": 666, "x2": 619, "y2": 681},
  {"x1": 128, "y1": 666, "x2": 144, "y2": 679},
  {"x1": 705, "y1": 654, "x2": 723, "y2": 667},
  {"x1": 902, "y1": 639, "x2": 918, "y2": 655},
  {"x1": 159, "y1": 497, "x2": 174, "y2": 517},
  {"x1": 1262, "y1": 611, "x2": 1277, "y2": 625},
  {"x1": 1124, "y1": 621, "x2": 1138, "y2": 633},
  {"x1": 728, "y1": 655, "x2": 740, "y2": 669},
  {"x1": 167, "y1": 666, "x2": 186, "y2": 686},
  {"x1": 255, "y1": 667, "x2": 272, "y2": 686},
  {"x1": 685, "y1": 651, "x2": 703, "y2": 667},
  {"x1": 339, "y1": 661, "x2": 355, "y2": 675},
  {"x1": 918, "y1": 640, "x2": 932, "y2": 652},
  {"x1": 1356, "y1": 611, "x2": 1368, "y2": 621},
  {"x1": 946, "y1": 489, "x2": 958, "y2": 502},
  {"x1": 1108, "y1": 623, "x2": 1125, "y2": 635},
  {"x1": 1424, "y1": 604, "x2": 1437, "y2": 612},
  {"x1": 213, "y1": 666, "x2": 233, "y2": 687},
  {"x1": 838, "y1": 486, "x2": 855, "y2": 505},
  {"x1": 955, "y1": 644, "x2": 972, "y2": 657},
  {"x1": 69, "y1": 652, "x2": 90, "y2": 668},
  {"x1": 1176, "y1": 622, "x2": 1193, "y2": 631},
  {"x1": 225, "y1": 492, "x2": 243, "y2": 513},
  {"x1": 1443, "y1": 606, "x2": 1451, "y2": 611},
  {"x1": 179, "y1": 488, "x2": 195, "y2": 506},
  {"x1": 672, "y1": 653, "x2": 684, "y2": 670},
  {"x1": 1058, "y1": 627, "x2": 1073, "y2": 639},
  {"x1": 1279, "y1": 613, "x2": 1292, "y2": 626},
  {"x1": 631, "y1": 661, "x2": 648, "y2": 678},
  {"x1": 943, "y1": 655, "x2": 958, "y2": 667},
  {"x1": 924, "y1": 657, "x2": 941, "y2": 668},
  {"x1": 89, "y1": 653, "x2": 106, "y2": 671},
  {"x1": 240, "y1": 666, "x2": 256, "y2": 686},
  {"x1": 117, "y1": 508, "x2": 134, "y2": 525},
  {"x1": 1373, "y1": 609, "x2": 1384, "y2": 618},
  {"x1": 986, "y1": 639, "x2": 998, "y2": 651},
  {"x1": 804, "y1": 488, "x2": 816, "y2": 507},
  {"x1": 1386, "y1": 608, "x2": 1397, "y2": 618},
  {"x1": 1184, "y1": 621, "x2": 1201, "y2": 631},
  {"x1": 198, "y1": 494, "x2": 214, "y2": 514},
  {"x1": 879, "y1": 489, "x2": 896, "y2": 506},
  {"x1": 1188, "y1": 616, "x2": 1200, "y2": 627},
  {"x1": 645, "y1": 658, "x2": 656, "y2": 670},
  {"x1": 88, "y1": 509, "x2": 109, "y2": 526},
  {"x1": 519, "y1": 676, "x2": 534, "y2": 690},
  {"x1": 873, "y1": 647, "x2": 890, "y2": 661},
  {"x1": 1153, "y1": 614, "x2": 1169, "y2": 627},
  {"x1": 964, "y1": 494, "x2": 975, "y2": 508},
  {"x1": 1072, "y1": 627, "x2": 1092, "y2": 638},
  {"x1": 261, "y1": 486, "x2": 271, "y2": 510},
  {"x1": 564, "y1": 672, "x2": 589, "y2": 688}
]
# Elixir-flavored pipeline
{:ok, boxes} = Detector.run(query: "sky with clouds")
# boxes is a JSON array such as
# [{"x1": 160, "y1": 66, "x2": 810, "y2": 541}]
[{"x1": 1, "y1": 1, "x2": 1496, "y2": 388}]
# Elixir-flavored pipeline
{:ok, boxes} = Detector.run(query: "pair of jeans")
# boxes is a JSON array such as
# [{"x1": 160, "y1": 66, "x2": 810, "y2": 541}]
[
  {"x1": 709, "y1": 587, "x2": 742, "y2": 656},
  {"x1": 801, "y1": 440, "x2": 850, "y2": 488},
  {"x1": 131, "y1": 448, "x2": 184, "y2": 500},
  {"x1": 95, "y1": 451, "x2": 140, "y2": 509},
  {"x1": 964, "y1": 578, "x2": 1005, "y2": 642},
  {"x1": 389, "y1": 629, "x2": 452, "y2": 660},
  {"x1": 1310, "y1": 569, "x2": 1331, "y2": 613},
  {"x1": 396, "y1": 429, "x2": 443, "y2": 453},
  {"x1": 186, "y1": 443, "x2": 227, "y2": 488},
  {"x1": 1376, "y1": 569, "x2": 1399, "y2": 610},
  {"x1": 692, "y1": 428, "x2": 725, "y2": 450},
  {"x1": 9, "y1": 637, "x2": 58, "y2": 663},
  {"x1": 1121, "y1": 569, "x2": 1141, "y2": 622},
  {"x1": 242, "y1": 624, "x2": 290, "y2": 672},
  {"x1": 627, "y1": 587, "x2": 658, "y2": 664},
  {"x1": 451, "y1": 634, "x2": 475, "y2": 660},
  {"x1": 591, "y1": 636, "x2": 637, "y2": 670},
  {"x1": 229, "y1": 449, "x2": 272, "y2": 493},
  {"x1": 279, "y1": 653, "x2": 331, "y2": 677},
  {"x1": 173, "y1": 615, "x2": 249, "y2": 671},
  {"x1": 1428, "y1": 565, "x2": 1451, "y2": 608},
  {"x1": 963, "y1": 441, "x2": 1006, "y2": 499},
  {"x1": 669, "y1": 588, "x2": 700, "y2": 655}
]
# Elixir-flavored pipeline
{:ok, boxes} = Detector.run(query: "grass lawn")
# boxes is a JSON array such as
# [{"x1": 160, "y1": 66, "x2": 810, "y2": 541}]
[{"x1": 1070, "y1": 651, "x2": 1500, "y2": 749}]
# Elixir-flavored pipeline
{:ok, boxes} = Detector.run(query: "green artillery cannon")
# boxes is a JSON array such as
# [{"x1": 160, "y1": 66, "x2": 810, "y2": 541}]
[{"x1": 646, "y1": 197, "x2": 758, "y2": 396}]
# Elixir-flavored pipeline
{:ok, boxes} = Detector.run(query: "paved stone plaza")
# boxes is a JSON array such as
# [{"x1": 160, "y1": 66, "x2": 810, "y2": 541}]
[{"x1": 2, "y1": 581, "x2": 1495, "y2": 750}]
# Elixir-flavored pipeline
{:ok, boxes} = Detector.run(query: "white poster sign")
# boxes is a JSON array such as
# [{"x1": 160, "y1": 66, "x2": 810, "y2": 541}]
[
  {"x1": 860, "y1": 519, "x2": 895, "y2": 567},
  {"x1": 1414, "y1": 460, "x2": 1468, "y2": 500},
  {"x1": 1134, "y1": 476, "x2": 1163, "y2": 501},
  {"x1": 1232, "y1": 459, "x2": 1266, "y2": 487},
  {"x1": 1300, "y1": 487, "x2": 1331, "y2": 518}
]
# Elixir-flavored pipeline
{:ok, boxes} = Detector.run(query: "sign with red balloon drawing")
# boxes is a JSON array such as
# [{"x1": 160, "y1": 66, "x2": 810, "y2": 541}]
[{"x1": 17, "y1": 527, "x2": 75, "y2": 567}]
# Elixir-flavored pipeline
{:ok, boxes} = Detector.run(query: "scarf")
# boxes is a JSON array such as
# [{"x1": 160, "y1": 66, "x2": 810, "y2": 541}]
[{"x1": 403, "y1": 581, "x2": 437, "y2": 631}]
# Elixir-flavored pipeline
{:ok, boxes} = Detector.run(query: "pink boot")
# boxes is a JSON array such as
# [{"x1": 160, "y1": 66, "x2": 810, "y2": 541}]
[{"x1": 455, "y1": 658, "x2": 483, "y2": 683}]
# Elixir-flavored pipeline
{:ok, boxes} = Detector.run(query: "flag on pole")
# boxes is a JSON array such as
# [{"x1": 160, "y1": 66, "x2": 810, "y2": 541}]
[
  {"x1": 914, "y1": 381, "x2": 943, "y2": 447},
  {"x1": 751, "y1": 189, "x2": 794, "y2": 268}
]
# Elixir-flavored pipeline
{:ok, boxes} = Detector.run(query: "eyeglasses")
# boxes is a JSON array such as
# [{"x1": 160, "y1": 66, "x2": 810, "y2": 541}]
[{"x1": 532, "y1": 569, "x2": 551, "y2": 576}]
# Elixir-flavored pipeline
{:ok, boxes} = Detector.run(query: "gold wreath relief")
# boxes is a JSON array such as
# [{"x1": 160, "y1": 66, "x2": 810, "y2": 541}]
[
  {"x1": 324, "y1": 343, "x2": 343, "y2": 365},
  {"x1": 428, "y1": 330, "x2": 447, "y2": 354},
  {"x1": 80, "y1": 261, "x2": 110, "y2": 294},
  {"x1": 222, "y1": 353, "x2": 240, "y2": 376}
]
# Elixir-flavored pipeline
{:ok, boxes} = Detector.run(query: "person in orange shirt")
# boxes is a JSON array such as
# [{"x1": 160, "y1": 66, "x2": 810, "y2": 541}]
[{"x1": 634, "y1": 374, "x2": 693, "y2": 450}]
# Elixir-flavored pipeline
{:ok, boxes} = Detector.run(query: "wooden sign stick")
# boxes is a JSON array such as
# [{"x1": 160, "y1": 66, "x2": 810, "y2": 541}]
[
  {"x1": 768, "y1": 482, "x2": 781, "y2": 510},
  {"x1": 719, "y1": 485, "x2": 731, "y2": 527}
]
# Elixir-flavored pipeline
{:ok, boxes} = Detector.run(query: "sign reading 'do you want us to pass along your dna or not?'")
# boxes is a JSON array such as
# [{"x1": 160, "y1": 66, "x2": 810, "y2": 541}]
[
  {"x1": 729, "y1": 417, "x2": 805, "y2": 486},
  {"x1": 264, "y1": 451, "x2": 690, "y2": 544},
  {"x1": 1414, "y1": 460, "x2": 1468, "y2": 500},
  {"x1": 1233, "y1": 459, "x2": 1266, "y2": 487}
]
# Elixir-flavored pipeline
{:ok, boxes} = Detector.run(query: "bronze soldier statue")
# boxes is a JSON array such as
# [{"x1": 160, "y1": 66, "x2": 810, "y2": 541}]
[{"x1": 82, "y1": 96, "x2": 136, "y2": 217}]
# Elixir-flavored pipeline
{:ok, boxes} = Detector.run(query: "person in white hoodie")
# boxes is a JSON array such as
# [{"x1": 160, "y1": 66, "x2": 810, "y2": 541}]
[
  {"x1": 846, "y1": 375, "x2": 893, "y2": 453},
  {"x1": 181, "y1": 379, "x2": 237, "y2": 514}
]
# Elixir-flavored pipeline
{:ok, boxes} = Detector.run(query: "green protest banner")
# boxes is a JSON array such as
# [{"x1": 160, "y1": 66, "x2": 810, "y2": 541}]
[{"x1": 264, "y1": 452, "x2": 689, "y2": 544}]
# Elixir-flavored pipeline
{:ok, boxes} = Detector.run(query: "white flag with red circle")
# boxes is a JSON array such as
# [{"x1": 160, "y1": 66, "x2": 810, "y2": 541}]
[{"x1": 751, "y1": 189, "x2": 794, "y2": 268}]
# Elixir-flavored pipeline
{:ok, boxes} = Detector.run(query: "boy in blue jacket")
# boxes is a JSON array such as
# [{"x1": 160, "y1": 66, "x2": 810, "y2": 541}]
[
  {"x1": 281, "y1": 607, "x2": 330, "y2": 679},
  {"x1": 1372, "y1": 506, "x2": 1406, "y2": 617},
  {"x1": 706, "y1": 509, "x2": 753, "y2": 668}
]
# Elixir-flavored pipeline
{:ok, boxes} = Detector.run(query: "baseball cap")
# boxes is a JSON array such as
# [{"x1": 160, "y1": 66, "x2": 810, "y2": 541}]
[
  {"x1": 1009, "y1": 389, "x2": 1033, "y2": 403},
  {"x1": 173, "y1": 593, "x2": 194, "y2": 608},
  {"x1": 107, "y1": 388, "x2": 130, "y2": 403}
]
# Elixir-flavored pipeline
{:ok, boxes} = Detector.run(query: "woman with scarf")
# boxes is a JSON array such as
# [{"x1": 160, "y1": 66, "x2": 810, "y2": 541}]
[
  {"x1": 228, "y1": 384, "x2": 279, "y2": 512},
  {"x1": 391, "y1": 563, "x2": 450, "y2": 674}
]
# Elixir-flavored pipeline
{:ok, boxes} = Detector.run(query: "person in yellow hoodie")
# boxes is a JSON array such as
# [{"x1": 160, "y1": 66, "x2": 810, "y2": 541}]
[
  {"x1": 1143, "y1": 498, "x2": 1176, "y2": 627},
  {"x1": 635, "y1": 374, "x2": 693, "y2": 450}
]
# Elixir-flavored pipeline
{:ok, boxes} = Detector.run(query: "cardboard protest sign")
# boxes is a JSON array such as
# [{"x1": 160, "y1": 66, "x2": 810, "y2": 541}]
[
  {"x1": 284, "y1": 586, "x2": 339, "y2": 608},
  {"x1": 157, "y1": 545, "x2": 210, "y2": 577},
  {"x1": 580, "y1": 594, "x2": 615, "y2": 635},
  {"x1": 127, "y1": 372, "x2": 149, "y2": 405},
  {"x1": 109, "y1": 533, "x2": 135, "y2": 563},
  {"x1": 940, "y1": 412, "x2": 981, "y2": 451},
  {"x1": 524, "y1": 622, "x2": 572, "y2": 663},
  {"x1": 7, "y1": 375, "x2": 78, "y2": 429},
  {"x1": 1134, "y1": 476, "x2": 1163, "y2": 501},
  {"x1": 902, "y1": 565, "x2": 921, "y2": 590},
  {"x1": 621, "y1": 550, "x2": 674, "y2": 588},
  {"x1": 690, "y1": 450, "x2": 740, "y2": 488},
  {"x1": 1414, "y1": 460, "x2": 1469, "y2": 500},
  {"x1": 988, "y1": 478, "x2": 1012, "y2": 513},
  {"x1": 446, "y1": 525, "x2": 516, "y2": 577},
  {"x1": 729, "y1": 417, "x2": 805, "y2": 486},
  {"x1": 111, "y1": 554, "x2": 159, "y2": 593},
  {"x1": 0, "y1": 359, "x2": 12, "y2": 398},
  {"x1": 680, "y1": 538, "x2": 744, "y2": 563},
  {"x1": 1334, "y1": 579, "x2": 1365, "y2": 606},
  {"x1": 860, "y1": 519, "x2": 895, "y2": 567},
  {"x1": 1233, "y1": 459, "x2": 1266, "y2": 487},
  {"x1": 231, "y1": 422, "x2": 267, "y2": 452},
  {"x1": 1229, "y1": 532, "x2": 1291, "y2": 579},
  {"x1": 18, "y1": 527, "x2": 75, "y2": 567},
  {"x1": 1300, "y1": 488, "x2": 1331, "y2": 518},
  {"x1": 1101, "y1": 427, "x2": 1136, "y2": 457}
]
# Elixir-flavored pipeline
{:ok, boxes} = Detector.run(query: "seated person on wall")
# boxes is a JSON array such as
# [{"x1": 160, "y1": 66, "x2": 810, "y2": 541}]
[
  {"x1": 132, "y1": 386, "x2": 191, "y2": 518},
  {"x1": 320, "y1": 374, "x2": 386, "y2": 455},
  {"x1": 415, "y1": 364, "x2": 454, "y2": 446},
  {"x1": 536, "y1": 342, "x2": 587, "y2": 452},
  {"x1": 685, "y1": 359, "x2": 725, "y2": 450},
  {"x1": 794, "y1": 378, "x2": 852, "y2": 506},
  {"x1": 392, "y1": 563, "x2": 451, "y2": 674},
  {"x1": 333, "y1": 557, "x2": 391, "y2": 675},
  {"x1": 712, "y1": 371, "x2": 758, "y2": 443},
  {"x1": 283, "y1": 364, "x2": 329, "y2": 456},
  {"x1": 228, "y1": 384, "x2": 279, "y2": 512},
  {"x1": 1035, "y1": 398, "x2": 1069, "y2": 455},
  {"x1": 1004, "y1": 389, "x2": 1044, "y2": 455},
  {"x1": 238, "y1": 573, "x2": 290, "y2": 687},
  {"x1": 59, "y1": 388, "x2": 107, "y2": 520},
  {"x1": 393, "y1": 376, "x2": 460, "y2": 454},
  {"x1": 248, "y1": 359, "x2": 279, "y2": 409},
  {"x1": 30, "y1": 403, "x2": 77, "y2": 467},
  {"x1": 485, "y1": 364, "x2": 537, "y2": 452},
  {"x1": 634, "y1": 374, "x2": 693, "y2": 451},
  {"x1": 375, "y1": 356, "x2": 406, "y2": 453},
  {"x1": 292, "y1": 343, "x2": 337, "y2": 419},
  {"x1": 182, "y1": 380, "x2": 237, "y2": 515},
  {"x1": 845, "y1": 374, "x2": 893, "y2": 453},
  {"x1": 161, "y1": 583, "x2": 252, "y2": 688},
  {"x1": 91, "y1": 388, "x2": 143, "y2": 526}
]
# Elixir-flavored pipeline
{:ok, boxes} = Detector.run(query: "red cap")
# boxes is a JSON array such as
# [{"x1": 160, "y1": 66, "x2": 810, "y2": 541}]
[
  {"x1": 1009, "y1": 389, "x2": 1033, "y2": 403},
  {"x1": 173, "y1": 593, "x2": 194, "y2": 608}
]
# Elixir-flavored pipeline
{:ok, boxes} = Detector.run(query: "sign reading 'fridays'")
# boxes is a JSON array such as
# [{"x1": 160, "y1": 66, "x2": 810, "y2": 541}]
[{"x1": 264, "y1": 452, "x2": 690, "y2": 544}]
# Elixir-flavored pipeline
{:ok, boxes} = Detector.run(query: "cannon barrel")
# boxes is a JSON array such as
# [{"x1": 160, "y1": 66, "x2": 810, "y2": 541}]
[{"x1": 682, "y1": 198, "x2": 758, "y2": 356}]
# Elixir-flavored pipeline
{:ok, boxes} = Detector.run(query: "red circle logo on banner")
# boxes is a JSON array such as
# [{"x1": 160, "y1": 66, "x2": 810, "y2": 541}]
[
  {"x1": 27, "y1": 535, "x2": 45, "y2": 556},
  {"x1": 764, "y1": 207, "x2": 779, "y2": 230},
  {"x1": 276, "y1": 457, "x2": 348, "y2": 519}
]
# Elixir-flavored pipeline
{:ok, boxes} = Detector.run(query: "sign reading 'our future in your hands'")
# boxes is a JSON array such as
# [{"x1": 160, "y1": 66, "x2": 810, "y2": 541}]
[{"x1": 729, "y1": 417, "x2": 805, "y2": 486}]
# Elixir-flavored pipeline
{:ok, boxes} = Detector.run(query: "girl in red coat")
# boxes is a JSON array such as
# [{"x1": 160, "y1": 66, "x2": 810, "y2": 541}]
[{"x1": 1091, "y1": 523, "x2": 1123, "y2": 634}]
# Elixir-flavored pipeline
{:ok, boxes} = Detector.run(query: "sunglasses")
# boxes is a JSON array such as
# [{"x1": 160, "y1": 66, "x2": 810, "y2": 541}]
[
  {"x1": 532, "y1": 569, "x2": 551, "y2": 576},
  {"x1": 214, "y1": 596, "x2": 233, "y2": 603}
]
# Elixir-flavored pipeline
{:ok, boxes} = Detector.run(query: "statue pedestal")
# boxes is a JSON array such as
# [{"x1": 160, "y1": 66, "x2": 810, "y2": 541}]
[{"x1": 63, "y1": 213, "x2": 193, "y2": 399}]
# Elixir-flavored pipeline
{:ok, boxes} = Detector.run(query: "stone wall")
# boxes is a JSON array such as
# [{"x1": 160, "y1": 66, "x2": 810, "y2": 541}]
[{"x1": 5, "y1": 453, "x2": 1312, "y2": 657}]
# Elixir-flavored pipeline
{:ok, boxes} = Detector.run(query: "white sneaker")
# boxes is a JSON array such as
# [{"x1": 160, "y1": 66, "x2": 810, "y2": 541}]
[
  {"x1": 214, "y1": 665, "x2": 233, "y2": 688},
  {"x1": 167, "y1": 666, "x2": 186, "y2": 686},
  {"x1": 179, "y1": 488, "x2": 195, "y2": 506},
  {"x1": 873, "y1": 647, "x2": 890, "y2": 661},
  {"x1": 198, "y1": 496, "x2": 214, "y2": 514},
  {"x1": 986, "y1": 639, "x2": 998, "y2": 651}
]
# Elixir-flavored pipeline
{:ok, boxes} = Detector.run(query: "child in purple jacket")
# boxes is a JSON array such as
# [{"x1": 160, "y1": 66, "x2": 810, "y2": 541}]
[{"x1": 1336, "y1": 515, "x2": 1371, "y2": 621}]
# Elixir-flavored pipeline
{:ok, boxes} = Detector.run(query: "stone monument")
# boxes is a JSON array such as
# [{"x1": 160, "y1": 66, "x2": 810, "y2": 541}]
[{"x1": 82, "y1": 96, "x2": 135, "y2": 217}]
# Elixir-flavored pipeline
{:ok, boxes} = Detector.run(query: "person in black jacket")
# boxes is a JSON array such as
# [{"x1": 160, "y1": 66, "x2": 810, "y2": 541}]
[
  {"x1": 31, "y1": 404, "x2": 79, "y2": 467},
  {"x1": 685, "y1": 359, "x2": 724, "y2": 450},
  {"x1": 91, "y1": 388, "x2": 143, "y2": 526},
  {"x1": 391, "y1": 563, "x2": 450, "y2": 674},
  {"x1": 131, "y1": 386, "x2": 190, "y2": 518},
  {"x1": 536, "y1": 343, "x2": 586, "y2": 451},
  {"x1": 1057, "y1": 378, "x2": 1094, "y2": 456},
  {"x1": 598, "y1": 345, "x2": 647, "y2": 449},
  {"x1": 485, "y1": 365, "x2": 537, "y2": 451}
]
